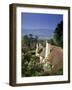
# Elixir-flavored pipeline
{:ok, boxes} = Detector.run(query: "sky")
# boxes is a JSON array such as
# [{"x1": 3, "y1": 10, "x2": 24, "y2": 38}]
[{"x1": 21, "y1": 13, "x2": 63, "y2": 39}]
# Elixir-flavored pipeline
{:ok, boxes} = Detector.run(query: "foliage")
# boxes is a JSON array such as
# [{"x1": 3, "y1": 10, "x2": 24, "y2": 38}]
[
  {"x1": 22, "y1": 34, "x2": 44, "y2": 77},
  {"x1": 54, "y1": 21, "x2": 63, "y2": 48},
  {"x1": 48, "y1": 39, "x2": 56, "y2": 45},
  {"x1": 22, "y1": 48, "x2": 44, "y2": 77},
  {"x1": 22, "y1": 34, "x2": 38, "y2": 50},
  {"x1": 48, "y1": 21, "x2": 63, "y2": 48},
  {"x1": 56, "y1": 68, "x2": 63, "y2": 75}
]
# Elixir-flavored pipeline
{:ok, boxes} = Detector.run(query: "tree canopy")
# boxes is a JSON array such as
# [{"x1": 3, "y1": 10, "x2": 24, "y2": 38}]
[
  {"x1": 48, "y1": 21, "x2": 63, "y2": 48},
  {"x1": 54, "y1": 21, "x2": 63, "y2": 48}
]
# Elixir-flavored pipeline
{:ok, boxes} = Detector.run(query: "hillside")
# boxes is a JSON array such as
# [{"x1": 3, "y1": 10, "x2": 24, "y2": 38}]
[{"x1": 47, "y1": 45, "x2": 63, "y2": 75}]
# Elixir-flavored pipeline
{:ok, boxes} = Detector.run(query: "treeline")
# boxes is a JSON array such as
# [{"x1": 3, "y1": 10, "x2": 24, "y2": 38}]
[
  {"x1": 22, "y1": 34, "x2": 38, "y2": 50},
  {"x1": 48, "y1": 21, "x2": 63, "y2": 48}
]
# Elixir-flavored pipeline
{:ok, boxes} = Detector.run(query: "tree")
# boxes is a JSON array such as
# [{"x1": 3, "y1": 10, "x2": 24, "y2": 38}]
[
  {"x1": 29, "y1": 34, "x2": 34, "y2": 49},
  {"x1": 48, "y1": 39, "x2": 55, "y2": 45},
  {"x1": 22, "y1": 35, "x2": 30, "y2": 47},
  {"x1": 53, "y1": 21, "x2": 63, "y2": 48}
]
